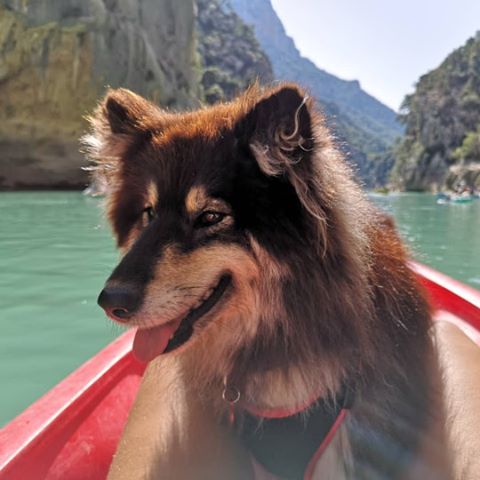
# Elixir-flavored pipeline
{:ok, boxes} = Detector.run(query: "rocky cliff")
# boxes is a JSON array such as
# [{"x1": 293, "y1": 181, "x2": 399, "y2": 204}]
[
  {"x1": 0, "y1": 0, "x2": 200, "y2": 189},
  {"x1": 0, "y1": 0, "x2": 402, "y2": 189},
  {"x1": 0, "y1": 0, "x2": 276, "y2": 189},
  {"x1": 391, "y1": 32, "x2": 480, "y2": 191},
  {"x1": 229, "y1": 0, "x2": 402, "y2": 186}
]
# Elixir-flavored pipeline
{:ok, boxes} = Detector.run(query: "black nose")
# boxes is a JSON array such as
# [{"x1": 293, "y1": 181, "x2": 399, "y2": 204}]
[{"x1": 97, "y1": 285, "x2": 141, "y2": 323}]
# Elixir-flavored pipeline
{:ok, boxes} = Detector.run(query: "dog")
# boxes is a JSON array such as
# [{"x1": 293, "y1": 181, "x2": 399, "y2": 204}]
[{"x1": 83, "y1": 83, "x2": 454, "y2": 479}]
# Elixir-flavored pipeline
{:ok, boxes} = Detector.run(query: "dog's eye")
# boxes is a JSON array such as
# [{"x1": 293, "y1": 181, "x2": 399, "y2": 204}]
[
  {"x1": 196, "y1": 211, "x2": 225, "y2": 228},
  {"x1": 142, "y1": 206, "x2": 155, "y2": 225}
]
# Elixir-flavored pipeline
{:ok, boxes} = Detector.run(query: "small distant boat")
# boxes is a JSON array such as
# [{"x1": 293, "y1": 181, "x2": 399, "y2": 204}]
[
  {"x1": 436, "y1": 192, "x2": 475, "y2": 204},
  {"x1": 0, "y1": 263, "x2": 479, "y2": 480},
  {"x1": 450, "y1": 194, "x2": 474, "y2": 204},
  {"x1": 436, "y1": 192, "x2": 451, "y2": 204}
]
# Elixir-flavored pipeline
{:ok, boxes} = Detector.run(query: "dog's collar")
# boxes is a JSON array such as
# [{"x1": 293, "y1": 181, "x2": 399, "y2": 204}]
[{"x1": 228, "y1": 385, "x2": 354, "y2": 480}]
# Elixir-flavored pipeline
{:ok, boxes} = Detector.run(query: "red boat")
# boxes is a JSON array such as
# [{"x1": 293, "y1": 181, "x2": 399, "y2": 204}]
[{"x1": 1, "y1": 262, "x2": 479, "y2": 480}]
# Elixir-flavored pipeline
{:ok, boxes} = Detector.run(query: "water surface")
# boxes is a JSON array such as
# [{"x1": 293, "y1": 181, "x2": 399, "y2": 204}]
[
  {"x1": 0, "y1": 192, "x2": 118, "y2": 425},
  {"x1": 370, "y1": 192, "x2": 480, "y2": 287},
  {"x1": 0, "y1": 191, "x2": 478, "y2": 425}
]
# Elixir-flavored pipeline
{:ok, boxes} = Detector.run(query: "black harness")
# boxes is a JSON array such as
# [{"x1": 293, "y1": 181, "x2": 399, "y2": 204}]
[{"x1": 232, "y1": 387, "x2": 354, "y2": 480}]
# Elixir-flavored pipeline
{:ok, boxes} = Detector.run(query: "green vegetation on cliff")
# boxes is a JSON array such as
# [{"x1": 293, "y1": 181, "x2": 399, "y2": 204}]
[
  {"x1": 196, "y1": 0, "x2": 273, "y2": 104},
  {"x1": 392, "y1": 32, "x2": 480, "y2": 191}
]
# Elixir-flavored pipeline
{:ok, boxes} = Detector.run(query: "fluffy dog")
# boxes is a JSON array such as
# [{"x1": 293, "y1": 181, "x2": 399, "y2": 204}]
[{"x1": 84, "y1": 84, "x2": 450, "y2": 479}]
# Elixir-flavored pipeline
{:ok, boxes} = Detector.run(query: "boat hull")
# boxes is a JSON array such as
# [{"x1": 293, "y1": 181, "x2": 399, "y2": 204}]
[{"x1": 1, "y1": 262, "x2": 479, "y2": 479}]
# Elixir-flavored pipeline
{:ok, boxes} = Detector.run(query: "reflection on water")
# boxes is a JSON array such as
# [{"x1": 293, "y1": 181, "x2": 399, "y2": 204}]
[{"x1": 0, "y1": 191, "x2": 478, "y2": 425}]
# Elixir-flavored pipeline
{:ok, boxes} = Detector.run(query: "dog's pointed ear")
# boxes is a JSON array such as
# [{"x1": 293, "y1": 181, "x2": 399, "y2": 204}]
[
  {"x1": 82, "y1": 89, "x2": 163, "y2": 187},
  {"x1": 101, "y1": 88, "x2": 161, "y2": 135},
  {"x1": 240, "y1": 85, "x2": 314, "y2": 156},
  {"x1": 237, "y1": 85, "x2": 326, "y2": 231}
]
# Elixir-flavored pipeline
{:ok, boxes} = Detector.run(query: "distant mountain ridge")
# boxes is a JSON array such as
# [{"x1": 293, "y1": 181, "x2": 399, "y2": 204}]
[{"x1": 229, "y1": 0, "x2": 402, "y2": 186}]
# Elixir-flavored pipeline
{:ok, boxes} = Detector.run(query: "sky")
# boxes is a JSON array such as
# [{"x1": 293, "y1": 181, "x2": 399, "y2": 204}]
[{"x1": 271, "y1": 0, "x2": 480, "y2": 111}]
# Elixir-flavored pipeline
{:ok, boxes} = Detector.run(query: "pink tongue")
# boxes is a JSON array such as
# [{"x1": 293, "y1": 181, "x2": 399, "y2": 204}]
[{"x1": 132, "y1": 321, "x2": 180, "y2": 363}]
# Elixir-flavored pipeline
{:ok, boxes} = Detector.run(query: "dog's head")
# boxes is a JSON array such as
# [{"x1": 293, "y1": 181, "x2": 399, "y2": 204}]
[{"x1": 84, "y1": 84, "x2": 372, "y2": 384}]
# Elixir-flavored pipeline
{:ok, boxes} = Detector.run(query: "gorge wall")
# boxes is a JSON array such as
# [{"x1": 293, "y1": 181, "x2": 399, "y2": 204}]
[
  {"x1": 0, "y1": 0, "x2": 201, "y2": 189},
  {"x1": 0, "y1": 0, "x2": 403, "y2": 190},
  {"x1": 392, "y1": 32, "x2": 480, "y2": 191}
]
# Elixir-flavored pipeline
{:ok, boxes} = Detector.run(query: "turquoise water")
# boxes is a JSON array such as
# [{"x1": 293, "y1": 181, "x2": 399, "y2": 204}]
[
  {"x1": 0, "y1": 191, "x2": 479, "y2": 425},
  {"x1": 370, "y1": 193, "x2": 480, "y2": 288},
  {"x1": 0, "y1": 192, "x2": 119, "y2": 426}
]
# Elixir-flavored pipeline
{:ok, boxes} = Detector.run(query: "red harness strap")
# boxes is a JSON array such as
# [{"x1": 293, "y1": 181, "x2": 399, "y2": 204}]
[
  {"x1": 303, "y1": 408, "x2": 348, "y2": 480},
  {"x1": 228, "y1": 387, "x2": 353, "y2": 480}
]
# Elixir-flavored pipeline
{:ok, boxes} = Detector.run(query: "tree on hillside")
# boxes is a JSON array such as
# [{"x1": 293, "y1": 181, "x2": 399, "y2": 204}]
[{"x1": 453, "y1": 126, "x2": 480, "y2": 163}]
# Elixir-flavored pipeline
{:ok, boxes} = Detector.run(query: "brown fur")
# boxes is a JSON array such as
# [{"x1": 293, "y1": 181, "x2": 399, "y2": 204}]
[{"x1": 84, "y1": 83, "x2": 447, "y2": 479}]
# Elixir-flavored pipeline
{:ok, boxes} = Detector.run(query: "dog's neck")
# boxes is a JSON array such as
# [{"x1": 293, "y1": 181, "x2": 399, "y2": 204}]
[
  {"x1": 183, "y1": 312, "x2": 347, "y2": 413},
  {"x1": 229, "y1": 359, "x2": 344, "y2": 412}
]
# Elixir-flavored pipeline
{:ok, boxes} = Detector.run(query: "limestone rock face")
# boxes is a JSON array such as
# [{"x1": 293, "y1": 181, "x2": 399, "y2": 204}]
[
  {"x1": 445, "y1": 164, "x2": 480, "y2": 191},
  {"x1": 0, "y1": 0, "x2": 200, "y2": 189}
]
